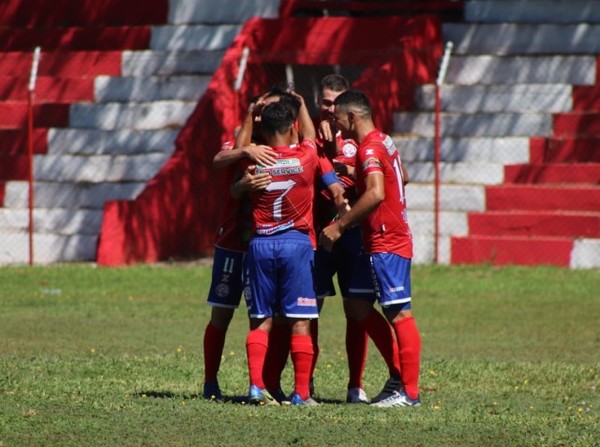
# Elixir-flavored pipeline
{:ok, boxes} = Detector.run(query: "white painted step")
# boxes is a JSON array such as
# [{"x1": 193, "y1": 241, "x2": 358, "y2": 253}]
[
  {"x1": 415, "y1": 84, "x2": 573, "y2": 113},
  {"x1": 405, "y1": 184, "x2": 486, "y2": 212},
  {"x1": 445, "y1": 55, "x2": 595, "y2": 85},
  {"x1": 122, "y1": 50, "x2": 225, "y2": 76},
  {"x1": 3, "y1": 182, "x2": 146, "y2": 210},
  {"x1": 0, "y1": 209, "x2": 103, "y2": 235},
  {"x1": 150, "y1": 25, "x2": 242, "y2": 51},
  {"x1": 444, "y1": 23, "x2": 600, "y2": 54},
  {"x1": 407, "y1": 161, "x2": 504, "y2": 185},
  {"x1": 69, "y1": 101, "x2": 196, "y2": 130},
  {"x1": 394, "y1": 112, "x2": 553, "y2": 137},
  {"x1": 411, "y1": 234, "x2": 452, "y2": 265},
  {"x1": 0, "y1": 233, "x2": 96, "y2": 264},
  {"x1": 33, "y1": 154, "x2": 170, "y2": 183},
  {"x1": 168, "y1": 0, "x2": 280, "y2": 24},
  {"x1": 570, "y1": 239, "x2": 600, "y2": 269},
  {"x1": 48, "y1": 129, "x2": 178, "y2": 156},
  {"x1": 396, "y1": 136, "x2": 530, "y2": 164},
  {"x1": 95, "y1": 75, "x2": 211, "y2": 102},
  {"x1": 465, "y1": 0, "x2": 600, "y2": 24}
]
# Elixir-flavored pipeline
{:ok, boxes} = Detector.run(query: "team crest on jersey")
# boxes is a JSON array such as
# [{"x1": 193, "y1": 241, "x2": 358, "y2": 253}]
[
  {"x1": 215, "y1": 283, "x2": 230, "y2": 298},
  {"x1": 341, "y1": 142, "x2": 357, "y2": 158}
]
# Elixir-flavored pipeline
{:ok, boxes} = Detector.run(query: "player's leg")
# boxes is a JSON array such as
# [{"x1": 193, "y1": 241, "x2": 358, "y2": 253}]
[{"x1": 263, "y1": 314, "x2": 291, "y2": 403}]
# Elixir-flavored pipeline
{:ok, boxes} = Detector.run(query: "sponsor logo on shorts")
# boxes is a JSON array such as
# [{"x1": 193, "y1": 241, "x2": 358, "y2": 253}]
[
  {"x1": 215, "y1": 283, "x2": 230, "y2": 298},
  {"x1": 297, "y1": 297, "x2": 317, "y2": 306},
  {"x1": 387, "y1": 286, "x2": 405, "y2": 293}
]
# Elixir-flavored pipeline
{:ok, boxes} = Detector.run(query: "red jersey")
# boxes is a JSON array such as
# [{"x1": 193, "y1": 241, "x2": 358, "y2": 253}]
[
  {"x1": 251, "y1": 138, "x2": 318, "y2": 242},
  {"x1": 213, "y1": 141, "x2": 253, "y2": 252},
  {"x1": 355, "y1": 129, "x2": 413, "y2": 258}
]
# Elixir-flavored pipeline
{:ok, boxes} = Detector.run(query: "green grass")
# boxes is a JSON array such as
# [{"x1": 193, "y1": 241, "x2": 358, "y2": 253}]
[{"x1": 0, "y1": 263, "x2": 599, "y2": 446}]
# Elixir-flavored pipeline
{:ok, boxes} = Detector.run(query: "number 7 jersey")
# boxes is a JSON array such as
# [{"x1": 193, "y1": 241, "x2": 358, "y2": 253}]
[{"x1": 250, "y1": 138, "x2": 319, "y2": 240}]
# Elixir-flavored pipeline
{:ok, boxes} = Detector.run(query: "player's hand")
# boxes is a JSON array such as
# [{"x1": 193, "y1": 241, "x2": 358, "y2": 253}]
[
  {"x1": 232, "y1": 165, "x2": 272, "y2": 197},
  {"x1": 318, "y1": 120, "x2": 335, "y2": 142},
  {"x1": 243, "y1": 145, "x2": 278, "y2": 166},
  {"x1": 319, "y1": 222, "x2": 343, "y2": 252}
]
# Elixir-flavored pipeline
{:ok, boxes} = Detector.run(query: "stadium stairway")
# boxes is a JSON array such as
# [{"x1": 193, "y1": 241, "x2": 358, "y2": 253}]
[
  {"x1": 0, "y1": 0, "x2": 280, "y2": 264},
  {"x1": 395, "y1": 0, "x2": 600, "y2": 268}
]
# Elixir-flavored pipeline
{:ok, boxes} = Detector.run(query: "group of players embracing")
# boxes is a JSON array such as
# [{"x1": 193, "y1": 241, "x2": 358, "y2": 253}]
[{"x1": 201, "y1": 74, "x2": 422, "y2": 408}]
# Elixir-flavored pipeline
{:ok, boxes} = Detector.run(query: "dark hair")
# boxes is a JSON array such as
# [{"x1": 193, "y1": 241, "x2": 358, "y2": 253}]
[
  {"x1": 320, "y1": 74, "x2": 350, "y2": 93},
  {"x1": 260, "y1": 102, "x2": 295, "y2": 136},
  {"x1": 334, "y1": 89, "x2": 371, "y2": 115}
]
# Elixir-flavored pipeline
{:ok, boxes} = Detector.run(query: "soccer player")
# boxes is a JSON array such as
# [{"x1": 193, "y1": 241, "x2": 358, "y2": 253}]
[
  {"x1": 244, "y1": 100, "x2": 322, "y2": 406},
  {"x1": 314, "y1": 74, "x2": 401, "y2": 404},
  {"x1": 320, "y1": 90, "x2": 422, "y2": 407}
]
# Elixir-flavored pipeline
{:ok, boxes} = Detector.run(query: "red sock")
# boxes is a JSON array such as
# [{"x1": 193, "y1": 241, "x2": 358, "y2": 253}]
[
  {"x1": 245, "y1": 329, "x2": 270, "y2": 389},
  {"x1": 263, "y1": 323, "x2": 290, "y2": 391},
  {"x1": 346, "y1": 317, "x2": 368, "y2": 389},
  {"x1": 359, "y1": 310, "x2": 401, "y2": 378},
  {"x1": 203, "y1": 322, "x2": 226, "y2": 383},
  {"x1": 309, "y1": 319, "x2": 320, "y2": 381},
  {"x1": 392, "y1": 316, "x2": 421, "y2": 399},
  {"x1": 291, "y1": 334, "x2": 314, "y2": 400}
]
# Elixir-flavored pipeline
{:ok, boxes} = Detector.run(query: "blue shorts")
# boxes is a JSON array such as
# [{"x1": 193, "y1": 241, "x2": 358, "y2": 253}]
[
  {"x1": 314, "y1": 226, "x2": 375, "y2": 299},
  {"x1": 244, "y1": 230, "x2": 318, "y2": 319},
  {"x1": 207, "y1": 247, "x2": 245, "y2": 308},
  {"x1": 370, "y1": 253, "x2": 412, "y2": 311}
]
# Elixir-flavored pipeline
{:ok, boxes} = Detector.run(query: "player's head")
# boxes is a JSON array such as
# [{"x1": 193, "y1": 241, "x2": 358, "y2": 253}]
[
  {"x1": 333, "y1": 90, "x2": 371, "y2": 137},
  {"x1": 319, "y1": 74, "x2": 350, "y2": 120},
  {"x1": 260, "y1": 101, "x2": 296, "y2": 140}
]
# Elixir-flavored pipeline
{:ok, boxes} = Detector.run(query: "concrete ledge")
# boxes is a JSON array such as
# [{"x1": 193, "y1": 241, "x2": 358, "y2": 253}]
[
  {"x1": 408, "y1": 211, "x2": 469, "y2": 237},
  {"x1": 48, "y1": 129, "x2": 178, "y2": 155},
  {"x1": 396, "y1": 136, "x2": 530, "y2": 164},
  {"x1": 0, "y1": 233, "x2": 96, "y2": 264},
  {"x1": 168, "y1": 0, "x2": 280, "y2": 24},
  {"x1": 444, "y1": 23, "x2": 600, "y2": 55},
  {"x1": 0, "y1": 209, "x2": 103, "y2": 235},
  {"x1": 407, "y1": 161, "x2": 504, "y2": 184},
  {"x1": 150, "y1": 24, "x2": 241, "y2": 51},
  {"x1": 394, "y1": 112, "x2": 553, "y2": 137},
  {"x1": 416, "y1": 84, "x2": 572, "y2": 113},
  {"x1": 570, "y1": 239, "x2": 600, "y2": 269},
  {"x1": 406, "y1": 184, "x2": 486, "y2": 212},
  {"x1": 411, "y1": 233, "x2": 451, "y2": 265},
  {"x1": 3, "y1": 181, "x2": 146, "y2": 209},
  {"x1": 122, "y1": 50, "x2": 225, "y2": 76},
  {"x1": 34, "y1": 154, "x2": 170, "y2": 182},
  {"x1": 70, "y1": 101, "x2": 196, "y2": 130},
  {"x1": 95, "y1": 75, "x2": 210, "y2": 102},
  {"x1": 445, "y1": 55, "x2": 595, "y2": 85},
  {"x1": 465, "y1": 0, "x2": 600, "y2": 24}
]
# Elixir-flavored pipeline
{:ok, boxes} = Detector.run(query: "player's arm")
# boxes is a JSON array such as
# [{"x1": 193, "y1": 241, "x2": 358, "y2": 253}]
[
  {"x1": 319, "y1": 172, "x2": 384, "y2": 251},
  {"x1": 318, "y1": 120, "x2": 338, "y2": 159},
  {"x1": 213, "y1": 144, "x2": 277, "y2": 169},
  {"x1": 401, "y1": 163, "x2": 409, "y2": 185},
  {"x1": 230, "y1": 165, "x2": 272, "y2": 198},
  {"x1": 291, "y1": 91, "x2": 316, "y2": 141},
  {"x1": 317, "y1": 148, "x2": 350, "y2": 217}
]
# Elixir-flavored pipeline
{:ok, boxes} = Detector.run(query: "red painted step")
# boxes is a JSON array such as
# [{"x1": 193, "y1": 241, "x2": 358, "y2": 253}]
[
  {"x1": 451, "y1": 235, "x2": 573, "y2": 267},
  {"x1": 0, "y1": 103, "x2": 69, "y2": 128},
  {"x1": 573, "y1": 85, "x2": 600, "y2": 111},
  {"x1": 504, "y1": 163, "x2": 600, "y2": 184},
  {"x1": 0, "y1": 0, "x2": 168, "y2": 27},
  {"x1": 553, "y1": 112, "x2": 600, "y2": 138},
  {"x1": 468, "y1": 211, "x2": 600, "y2": 238},
  {"x1": 0, "y1": 27, "x2": 151, "y2": 52},
  {"x1": 0, "y1": 51, "x2": 122, "y2": 78},
  {"x1": 530, "y1": 137, "x2": 600, "y2": 164},
  {"x1": 0, "y1": 155, "x2": 28, "y2": 180},
  {"x1": 0, "y1": 76, "x2": 94, "y2": 102},
  {"x1": 486, "y1": 185, "x2": 600, "y2": 212},
  {"x1": 0, "y1": 129, "x2": 47, "y2": 155}
]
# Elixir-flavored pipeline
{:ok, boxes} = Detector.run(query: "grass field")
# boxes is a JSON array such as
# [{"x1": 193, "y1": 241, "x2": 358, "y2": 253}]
[{"x1": 0, "y1": 263, "x2": 598, "y2": 446}]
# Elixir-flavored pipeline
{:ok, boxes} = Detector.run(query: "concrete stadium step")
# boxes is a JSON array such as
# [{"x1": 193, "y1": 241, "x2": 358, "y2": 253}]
[
  {"x1": 573, "y1": 85, "x2": 600, "y2": 111},
  {"x1": 486, "y1": 185, "x2": 600, "y2": 212},
  {"x1": 445, "y1": 55, "x2": 596, "y2": 85},
  {"x1": 47, "y1": 129, "x2": 178, "y2": 155},
  {"x1": 0, "y1": 129, "x2": 47, "y2": 155},
  {"x1": 444, "y1": 23, "x2": 600, "y2": 55},
  {"x1": 122, "y1": 50, "x2": 224, "y2": 76},
  {"x1": 451, "y1": 235, "x2": 574, "y2": 267},
  {"x1": 468, "y1": 211, "x2": 600, "y2": 238},
  {"x1": 0, "y1": 51, "x2": 122, "y2": 78},
  {"x1": 150, "y1": 24, "x2": 242, "y2": 51},
  {"x1": 0, "y1": 76, "x2": 94, "y2": 102},
  {"x1": 553, "y1": 112, "x2": 600, "y2": 138},
  {"x1": 407, "y1": 161, "x2": 505, "y2": 184},
  {"x1": 504, "y1": 163, "x2": 600, "y2": 184},
  {"x1": 0, "y1": 27, "x2": 151, "y2": 52},
  {"x1": 416, "y1": 84, "x2": 572, "y2": 113},
  {"x1": 69, "y1": 101, "x2": 196, "y2": 130},
  {"x1": 396, "y1": 136, "x2": 530, "y2": 164},
  {"x1": 409, "y1": 211, "x2": 469, "y2": 264},
  {"x1": 465, "y1": 0, "x2": 600, "y2": 24},
  {"x1": 3, "y1": 181, "x2": 146, "y2": 209},
  {"x1": 405, "y1": 184, "x2": 485, "y2": 212},
  {"x1": 571, "y1": 239, "x2": 600, "y2": 269},
  {"x1": 0, "y1": 232, "x2": 97, "y2": 264},
  {"x1": 32, "y1": 153, "x2": 172, "y2": 182},
  {"x1": 167, "y1": 0, "x2": 280, "y2": 24},
  {"x1": 95, "y1": 75, "x2": 210, "y2": 102},
  {"x1": 529, "y1": 137, "x2": 600, "y2": 163},
  {"x1": 0, "y1": 103, "x2": 69, "y2": 128},
  {"x1": 0, "y1": 208, "x2": 103, "y2": 235},
  {"x1": 394, "y1": 111, "x2": 552, "y2": 137}
]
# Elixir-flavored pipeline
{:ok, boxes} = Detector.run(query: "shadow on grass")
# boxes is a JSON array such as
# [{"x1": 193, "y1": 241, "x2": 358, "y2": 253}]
[{"x1": 132, "y1": 391, "x2": 345, "y2": 405}]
